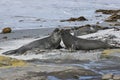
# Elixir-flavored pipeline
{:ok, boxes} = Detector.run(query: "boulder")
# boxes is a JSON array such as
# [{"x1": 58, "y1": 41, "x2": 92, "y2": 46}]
[
  {"x1": 60, "y1": 16, "x2": 88, "y2": 22},
  {"x1": 102, "y1": 49, "x2": 120, "y2": 56},
  {"x1": 105, "y1": 14, "x2": 120, "y2": 22},
  {"x1": 2, "y1": 27, "x2": 12, "y2": 33}
]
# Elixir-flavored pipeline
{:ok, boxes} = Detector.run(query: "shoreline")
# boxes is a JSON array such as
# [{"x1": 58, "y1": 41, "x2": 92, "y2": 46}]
[{"x1": 0, "y1": 27, "x2": 56, "y2": 41}]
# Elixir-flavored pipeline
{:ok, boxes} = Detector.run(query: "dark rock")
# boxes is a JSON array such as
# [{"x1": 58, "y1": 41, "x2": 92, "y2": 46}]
[
  {"x1": 19, "y1": 20, "x2": 24, "y2": 22},
  {"x1": 95, "y1": 15, "x2": 102, "y2": 17},
  {"x1": 96, "y1": 9, "x2": 120, "y2": 14},
  {"x1": 2, "y1": 36, "x2": 8, "y2": 39},
  {"x1": 36, "y1": 19, "x2": 41, "y2": 21},
  {"x1": 96, "y1": 22, "x2": 100, "y2": 24},
  {"x1": 2, "y1": 27, "x2": 12, "y2": 33},
  {"x1": 105, "y1": 13, "x2": 120, "y2": 22},
  {"x1": 77, "y1": 16, "x2": 88, "y2": 21},
  {"x1": 60, "y1": 16, "x2": 88, "y2": 22}
]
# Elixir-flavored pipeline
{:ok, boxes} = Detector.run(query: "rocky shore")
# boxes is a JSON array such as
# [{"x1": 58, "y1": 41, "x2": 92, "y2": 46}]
[
  {"x1": 0, "y1": 3, "x2": 120, "y2": 80},
  {"x1": 0, "y1": 27, "x2": 120, "y2": 80}
]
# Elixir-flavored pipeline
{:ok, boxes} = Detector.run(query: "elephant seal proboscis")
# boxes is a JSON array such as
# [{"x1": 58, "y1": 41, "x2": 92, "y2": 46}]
[
  {"x1": 61, "y1": 29, "x2": 116, "y2": 50},
  {"x1": 3, "y1": 28, "x2": 61, "y2": 55}
]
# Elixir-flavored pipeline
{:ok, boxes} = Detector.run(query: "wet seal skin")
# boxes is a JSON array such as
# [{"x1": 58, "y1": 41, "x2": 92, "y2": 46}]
[{"x1": 61, "y1": 29, "x2": 117, "y2": 50}]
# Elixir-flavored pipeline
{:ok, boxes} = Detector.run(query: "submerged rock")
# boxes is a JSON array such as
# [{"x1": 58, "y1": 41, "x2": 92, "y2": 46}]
[
  {"x1": 16, "y1": 68, "x2": 100, "y2": 80},
  {"x1": 112, "y1": 22, "x2": 120, "y2": 26},
  {"x1": 96, "y1": 9, "x2": 120, "y2": 14},
  {"x1": 60, "y1": 16, "x2": 88, "y2": 22}
]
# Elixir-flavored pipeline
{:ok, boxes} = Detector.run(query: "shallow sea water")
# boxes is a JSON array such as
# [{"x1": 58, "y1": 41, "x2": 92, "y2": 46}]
[{"x1": 0, "y1": 0, "x2": 120, "y2": 30}]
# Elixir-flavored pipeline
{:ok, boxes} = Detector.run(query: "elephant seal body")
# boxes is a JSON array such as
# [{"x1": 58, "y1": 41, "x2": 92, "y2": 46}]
[
  {"x1": 3, "y1": 28, "x2": 61, "y2": 55},
  {"x1": 61, "y1": 30, "x2": 112, "y2": 50}
]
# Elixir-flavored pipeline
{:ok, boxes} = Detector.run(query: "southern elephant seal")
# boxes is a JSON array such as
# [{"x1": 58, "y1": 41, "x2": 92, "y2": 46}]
[
  {"x1": 61, "y1": 29, "x2": 114, "y2": 50},
  {"x1": 3, "y1": 28, "x2": 61, "y2": 55},
  {"x1": 73, "y1": 24, "x2": 109, "y2": 36}
]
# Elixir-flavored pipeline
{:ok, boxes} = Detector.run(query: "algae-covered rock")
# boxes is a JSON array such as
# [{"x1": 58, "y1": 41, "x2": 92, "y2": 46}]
[
  {"x1": 60, "y1": 16, "x2": 88, "y2": 22},
  {"x1": 105, "y1": 14, "x2": 120, "y2": 22},
  {"x1": 101, "y1": 49, "x2": 120, "y2": 59},
  {"x1": 95, "y1": 9, "x2": 120, "y2": 14},
  {"x1": 102, "y1": 49, "x2": 120, "y2": 56},
  {"x1": 0, "y1": 55, "x2": 27, "y2": 68},
  {"x1": 2, "y1": 27, "x2": 12, "y2": 33}
]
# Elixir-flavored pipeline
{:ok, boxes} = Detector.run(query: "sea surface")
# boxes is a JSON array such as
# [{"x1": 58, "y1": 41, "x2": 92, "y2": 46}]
[{"x1": 0, "y1": 0, "x2": 120, "y2": 30}]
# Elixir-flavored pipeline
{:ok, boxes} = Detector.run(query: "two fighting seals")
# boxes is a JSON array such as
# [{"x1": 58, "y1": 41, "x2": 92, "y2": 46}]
[
  {"x1": 2, "y1": 28, "x2": 119, "y2": 55},
  {"x1": 3, "y1": 28, "x2": 61, "y2": 55}
]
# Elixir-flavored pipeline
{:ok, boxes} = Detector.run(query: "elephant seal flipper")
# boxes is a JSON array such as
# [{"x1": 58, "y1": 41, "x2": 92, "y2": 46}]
[
  {"x1": 3, "y1": 50, "x2": 17, "y2": 55},
  {"x1": 2, "y1": 28, "x2": 61, "y2": 55}
]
